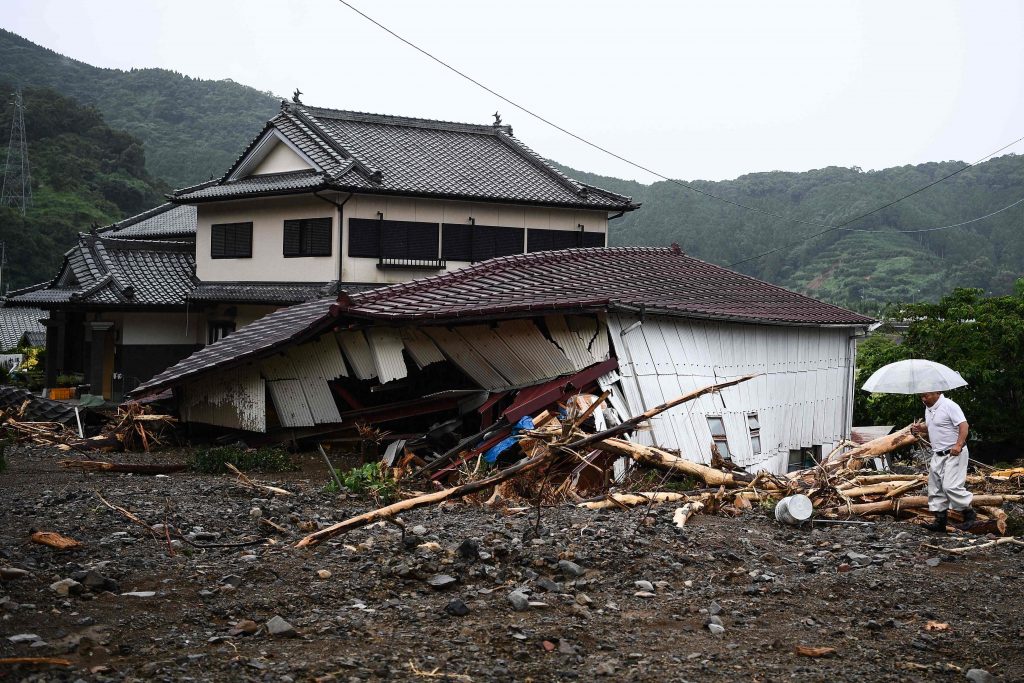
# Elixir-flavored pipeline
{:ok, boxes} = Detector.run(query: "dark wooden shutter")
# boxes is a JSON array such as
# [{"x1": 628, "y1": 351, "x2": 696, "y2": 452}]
[
  {"x1": 348, "y1": 218, "x2": 381, "y2": 258},
  {"x1": 582, "y1": 231, "x2": 605, "y2": 248},
  {"x1": 306, "y1": 217, "x2": 332, "y2": 256},
  {"x1": 492, "y1": 226, "x2": 524, "y2": 257},
  {"x1": 283, "y1": 220, "x2": 301, "y2": 257},
  {"x1": 442, "y1": 224, "x2": 473, "y2": 261},
  {"x1": 407, "y1": 222, "x2": 439, "y2": 259},
  {"x1": 527, "y1": 229, "x2": 553, "y2": 253},
  {"x1": 212, "y1": 222, "x2": 252, "y2": 258}
]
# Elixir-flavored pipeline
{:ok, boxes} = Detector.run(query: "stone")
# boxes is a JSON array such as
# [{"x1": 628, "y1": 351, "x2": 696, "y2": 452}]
[
  {"x1": 121, "y1": 591, "x2": 156, "y2": 598},
  {"x1": 706, "y1": 615, "x2": 724, "y2": 627},
  {"x1": 219, "y1": 575, "x2": 243, "y2": 588},
  {"x1": 7, "y1": 633, "x2": 41, "y2": 644},
  {"x1": 634, "y1": 591, "x2": 656, "y2": 598},
  {"x1": 317, "y1": 569, "x2": 332, "y2": 579},
  {"x1": 508, "y1": 590, "x2": 530, "y2": 611},
  {"x1": 634, "y1": 580, "x2": 654, "y2": 592},
  {"x1": 50, "y1": 578, "x2": 83, "y2": 597},
  {"x1": 0, "y1": 567, "x2": 31, "y2": 581},
  {"x1": 926, "y1": 557, "x2": 942, "y2": 568},
  {"x1": 846, "y1": 551, "x2": 871, "y2": 567},
  {"x1": 427, "y1": 574, "x2": 457, "y2": 589},
  {"x1": 536, "y1": 577, "x2": 563, "y2": 593},
  {"x1": 965, "y1": 669, "x2": 996, "y2": 683},
  {"x1": 411, "y1": 525, "x2": 427, "y2": 536},
  {"x1": 444, "y1": 598, "x2": 470, "y2": 617},
  {"x1": 709, "y1": 601, "x2": 722, "y2": 615},
  {"x1": 707, "y1": 623, "x2": 725, "y2": 635},
  {"x1": 229, "y1": 619, "x2": 260, "y2": 636},
  {"x1": 558, "y1": 560, "x2": 585, "y2": 578},
  {"x1": 249, "y1": 507, "x2": 263, "y2": 519},
  {"x1": 266, "y1": 615, "x2": 298, "y2": 637},
  {"x1": 457, "y1": 538, "x2": 479, "y2": 559}
]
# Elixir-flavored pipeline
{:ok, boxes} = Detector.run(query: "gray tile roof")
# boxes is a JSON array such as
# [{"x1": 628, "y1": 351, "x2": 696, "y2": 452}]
[
  {"x1": 0, "y1": 307, "x2": 46, "y2": 350},
  {"x1": 173, "y1": 103, "x2": 638, "y2": 211},
  {"x1": 189, "y1": 281, "x2": 381, "y2": 305},
  {"x1": 101, "y1": 203, "x2": 197, "y2": 239},
  {"x1": 5, "y1": 235, "x2": 196, "y2": 308}
]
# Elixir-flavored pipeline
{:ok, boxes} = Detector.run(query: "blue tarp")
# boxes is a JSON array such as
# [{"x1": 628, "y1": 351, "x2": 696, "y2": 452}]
[{"x1": 483, "y1": 415, "x2": 535, "y2": 464}]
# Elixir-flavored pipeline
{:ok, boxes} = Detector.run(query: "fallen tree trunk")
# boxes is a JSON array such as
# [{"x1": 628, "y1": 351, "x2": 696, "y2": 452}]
[
  {"x1": 820, "y1": 494, "x2": 1023, "y2": 517},
  {"x1": 579, "y1": 492, "x2": 697, "y2": 510},
  {"x1": 591, "y1": 438, "x2": 755, "y2": 487},
  {"x1": 823, "y1": 425, "x2": 918, "y2": 472}
]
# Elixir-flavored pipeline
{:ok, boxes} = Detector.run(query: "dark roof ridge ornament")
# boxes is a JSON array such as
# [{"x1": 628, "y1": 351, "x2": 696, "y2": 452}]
[
  {"x1": 292, "y1": 88, "x2": 303, "y2": 105},
  {"x1": 492, "y1": 111, "x2": 502, "y2": 126},
  {"x1": 670, "y1": 243, "x2": 683, "y2": 255}
]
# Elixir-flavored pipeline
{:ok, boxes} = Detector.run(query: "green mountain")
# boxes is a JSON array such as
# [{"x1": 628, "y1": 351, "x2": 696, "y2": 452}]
[
  {"x1": 0, "y1": 84, "x2": 167, "y2": 291},
  {"x1": 556, "y1": 158, "x2": 1024, "y2": 309},
  {"x1": 0, "y1": 29, "x2": 279, "y2": 188}
]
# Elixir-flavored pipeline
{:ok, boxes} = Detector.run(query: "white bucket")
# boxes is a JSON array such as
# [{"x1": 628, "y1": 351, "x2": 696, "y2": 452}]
[{"x1": 775, "y1": 494, "x2": 813, "y2": 525}]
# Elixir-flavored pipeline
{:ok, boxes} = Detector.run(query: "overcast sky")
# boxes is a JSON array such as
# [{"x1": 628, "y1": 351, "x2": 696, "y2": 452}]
[{"x1": 4, "y1": 0, "x2": 1023, "y2": 183}]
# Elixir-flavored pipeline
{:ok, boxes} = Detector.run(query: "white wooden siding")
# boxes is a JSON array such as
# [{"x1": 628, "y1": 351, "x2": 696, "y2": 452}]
[{"x1": 607, "y1": 313, "x2": 856, "y2": 475}]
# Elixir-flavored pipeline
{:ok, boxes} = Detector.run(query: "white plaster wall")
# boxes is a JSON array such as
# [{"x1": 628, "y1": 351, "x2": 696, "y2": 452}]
[
  {"x1": 340, "y1": 195, "x2": 610, "y2": 283},
  {"x1": 196, "y1": 196, "x2": 339, "y2": 282},
  {"x1": 251, "y1": 142, "x2": 311, "y2": 175},
  {"x1": 120, "y1": 312, "x2": 203, "y2": 345}
]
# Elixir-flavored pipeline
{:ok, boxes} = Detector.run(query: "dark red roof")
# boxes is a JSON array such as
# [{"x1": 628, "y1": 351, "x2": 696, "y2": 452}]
[{"x1": 336, "y1": 246, "x2": 874, "y2": 326}]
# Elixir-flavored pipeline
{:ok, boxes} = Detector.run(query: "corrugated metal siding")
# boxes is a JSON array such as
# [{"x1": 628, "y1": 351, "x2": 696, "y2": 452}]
[
  {"x1": 261, "y1": 354, "x2": 298, "y2": 381},
  {"x1": 608, "y1": 313, "x2": 854, "y2": 475},
  {"x1": 545, "y1": 314, "x2": 596, "y2": 371},
  {"x1": 423, "y1": 326, "x2": 509, "y2": 389},
  {"x1": 306, "y1": 334, "x2": 348, "y2": 379},
  {"x1": 267, "y1": 379, "x2": 315, "y2": 427},
  {"x1": 181, "y1": 367, "x2": 265, "y2": 432},
  {"x1": 455, "y1": 325, "x2": 537, "y2": 385},
  {"x1": 494, "y1": 320, "x2": 576, "y2": 378},
  {"x1": 366, "y1": 328, "x2": 409, "y2": 384},
  {"x1": 337, "y1": 330, "x2": 378, "y2": 381},
  {"x1": 298, "y1": 379, "x2": 341, "y2": 424},
  {"x1": 401, "y1": 327, "x2": 445, "y2": 368}
]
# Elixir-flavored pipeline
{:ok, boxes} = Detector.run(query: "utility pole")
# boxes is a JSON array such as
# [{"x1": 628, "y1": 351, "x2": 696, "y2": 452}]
[{"x1": 0, "y1": 87, "x2": 32, "y2": 215}]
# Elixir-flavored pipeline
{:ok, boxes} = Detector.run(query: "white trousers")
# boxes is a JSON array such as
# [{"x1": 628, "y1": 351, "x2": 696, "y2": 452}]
[{"x1": 928, "y1": 446, "x2": 973, "y2": 512}]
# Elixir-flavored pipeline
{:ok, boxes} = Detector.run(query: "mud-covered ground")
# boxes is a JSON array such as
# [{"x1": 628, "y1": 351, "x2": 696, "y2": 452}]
[{"x1": 1, "y1": 445, "x2": 1021, "y2": 682}]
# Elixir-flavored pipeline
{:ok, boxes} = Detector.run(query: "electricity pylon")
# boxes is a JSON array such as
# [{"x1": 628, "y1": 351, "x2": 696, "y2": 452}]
[{"x1": 0, "y1": 88, "x2": 32, "y2": 215}]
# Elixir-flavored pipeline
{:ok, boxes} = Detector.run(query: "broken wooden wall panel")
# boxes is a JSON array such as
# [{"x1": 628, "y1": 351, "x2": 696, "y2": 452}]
[
  {"x1": 337, "y1": 330, "x2": 378, "y2": 381},
  {"x1": 423, "y1": 326, "x2": 509, "y2": 389},
  {"x1": 400, "y1": 327, "x2": 445, "y2": 369},
  {"x1": 365, "y1": 328, "x2": 409, "y2": 384},
  {"x1": 181, "y1": 368, "x2": 266, "y2": 433},
  {"x1": 267, "y1": 379, "x2": 316, "y2": 428}
]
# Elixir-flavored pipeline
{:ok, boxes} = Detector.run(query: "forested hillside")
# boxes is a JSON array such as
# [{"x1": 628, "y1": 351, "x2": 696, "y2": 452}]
[
  {"x1": 0, "y1": 29, "x2": 279, "y2": 187},
  {"x1": 557, "y1": 158, "x2": 1024, "y2": 309},
  {"x1": 0, "y1": 85, "x2": 167, "y2": 291}
]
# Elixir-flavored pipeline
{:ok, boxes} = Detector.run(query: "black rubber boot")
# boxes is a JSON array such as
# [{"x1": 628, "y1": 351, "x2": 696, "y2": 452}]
[
  {"x1": 956, "y1": 507, "x2": 977, "y2": 531},
  {"x1": 923, "y1": 510, "x2": 948, "y2": 533}
]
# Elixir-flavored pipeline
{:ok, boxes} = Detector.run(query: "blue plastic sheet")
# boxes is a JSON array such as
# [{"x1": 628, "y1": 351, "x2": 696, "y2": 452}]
[{"x1": 482, "y1": 415, "x2": 535, "y2": 464}]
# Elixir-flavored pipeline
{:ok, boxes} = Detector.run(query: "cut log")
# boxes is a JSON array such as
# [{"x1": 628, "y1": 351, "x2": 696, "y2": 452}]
[
  {"x1": 673, "y1": 501, "x2": 705, "y2": 527},
  {"x1": 591, "y1": 438, "x2": 753, "y2": 487},
  {"x1": 58, "y1": 460, "x2": 186, "y2": 475},
  {"x1": 579, "y1": 492, "x2": 695, "y2": 510},
  {"x1": 821, "y1": 425, "x2": 918, "y2": 472},
  {"x1": 820, "y1": 494, "x2": 1022, "y2": 517}
]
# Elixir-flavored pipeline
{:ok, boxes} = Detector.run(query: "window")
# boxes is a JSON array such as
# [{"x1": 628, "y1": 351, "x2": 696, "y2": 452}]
[
  {"x1": 747, "y1": 412, "x2": 761, "y2": 455},
  {"x1": 211, "y1": 222, "x2": 252, "y2": 259},
  {"x1": 207, "y1": 321, "x2": 235, "y2": 345},
  {"x1": 706, "y1": 416, "x2": 732, "y2": 460},
  {"x1": 348, "y1": 218, "x2": 439, "y2": 259},
  {"x1": 442, "y1": 224, "x2": 525, "y2": 262},
  {"x1": 283, "y1": 217, "x2": 332, "y2": 257},
  {"x1": 787, "y1": 446, "x2": 821, "y2": 473}
]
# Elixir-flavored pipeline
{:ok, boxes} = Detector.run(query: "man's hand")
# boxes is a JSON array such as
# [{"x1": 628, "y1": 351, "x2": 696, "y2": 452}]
[
  {"x1": 911, "y1": 422, "x2": 926, "y2": 436},
  {"x1": 950, "y1": 444, "x2": 963, "y2": 457}
]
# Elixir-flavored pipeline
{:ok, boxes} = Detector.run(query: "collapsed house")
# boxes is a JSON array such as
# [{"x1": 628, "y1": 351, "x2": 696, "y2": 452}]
[{"x1": 133, "y1": 246, "x2": 873, "y2": 476}]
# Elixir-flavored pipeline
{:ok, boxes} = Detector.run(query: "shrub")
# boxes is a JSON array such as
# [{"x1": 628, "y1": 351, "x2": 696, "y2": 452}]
[
  {"x1": 187, "y1": 446, "x2": 296, "y2": 474},
  {"x1": 326, "y1": 462, "x2": 397, "y2": 503}
]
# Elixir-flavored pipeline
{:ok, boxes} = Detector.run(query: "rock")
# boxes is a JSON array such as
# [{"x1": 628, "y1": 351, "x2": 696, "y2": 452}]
[
  {"x1": 317, "y1": 569, "x2": 332, "y2": 580},
  {"x1": 558, "y1": 638, "x2": 577, "y2": 655},
  {"x1": 219, "y1": 574, "x2": 243, "y2": 588},
  {"x1": 846, "y1": 551, "x2": 871, "y2": 567},
  {"x1": 706, "y1": 615, "x2": 724, "y2": 628},
  {"x1": 444, "y1": 598, "x2": 470, "y2": 616},
  {"x1": 7, "y1": 633, "x2": 41, "y2": 644},
  {"x1": 508, "y1": 590, "x2": 530, "y2": 611},
  {"x1": 575, "y1": 593, "x2": 593, "y2": 606},
  {"x1": 966, "y1": 669, "x2": 996, "y2": 683},
  {"x1": 595, "y1": 660, "x2": 617, "y2": 676},
  {"x1": 558, "y1": 560, "x2": 585, "y2": 578},
  {"x1": 229, "y1": 619, "x2": 260, "y2": 636},
  {"x1": 0, "y1": 567, "x2": 31, "y2": 581},
  {"x1": 411, "y1": 525, "x2": 427, "y2": 536},
  {"x1": 457, "y1": 538, "x2": 479, "y2": 559},
  {"x1": 926, "y1": 557, "x2": 942, "y2": 568},
  {"x1": 634, "y1": 580, "x2": 654, "y2": 592},
  {"x1": 536, "y1": 577, "x2": 563, "y2": 593},
  {"x1": 709, "y1": 601, "x2": 722, "y2": 615},
  {"x1": 427, "y1": 574, "x2": 457, "y2": 589},
  {"x1": 707, "y1": 623, "x2": 725, "y2": 635},
  {"x1": 249, "y1": 507, "x2": 263, "y2": 519},
  {"x1": 266, "y1": 615, "x2": 298, "y2": 638},
  {"x1": 634, "y1": 591, "x2": 656, "y2": 598},
  {"x1": 121, "y1": 591, "x2": 156, "y2": 598},
  {"x1": 50, "y1": 578, "x2": 83, "y2": 597}
]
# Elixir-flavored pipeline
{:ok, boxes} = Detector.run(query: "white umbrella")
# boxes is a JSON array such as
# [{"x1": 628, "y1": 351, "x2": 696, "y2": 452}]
[{"x1": 861, "y1": 359, "x2": 967, "y2": 394}]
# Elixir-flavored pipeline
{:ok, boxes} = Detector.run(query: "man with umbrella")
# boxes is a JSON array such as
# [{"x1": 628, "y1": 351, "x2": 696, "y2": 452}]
[
  {"x1": 862, "y1": 359, "x2": 974, "y2": 532},
  {"x1": 911, "y1": 391, "x2": 973, "y2": 532}
]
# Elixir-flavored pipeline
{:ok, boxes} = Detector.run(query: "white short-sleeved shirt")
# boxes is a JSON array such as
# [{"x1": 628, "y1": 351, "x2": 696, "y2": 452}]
[{"x1": 924, "y1": 395, "x2": 967, "y2": 451}]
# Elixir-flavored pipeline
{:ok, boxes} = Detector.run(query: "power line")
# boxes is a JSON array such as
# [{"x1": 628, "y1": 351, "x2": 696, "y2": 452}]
[
  {"x1": 333, "y1": 0, "x2": 1024, "y2": 264},
  {"x1": 841, "y1": 196, "x2": 1024, "y2": 234}
]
